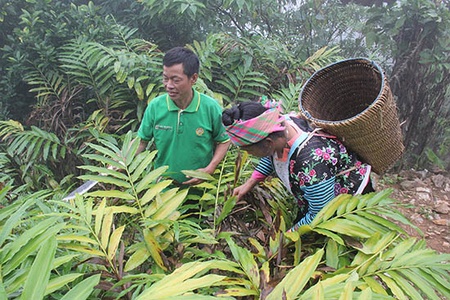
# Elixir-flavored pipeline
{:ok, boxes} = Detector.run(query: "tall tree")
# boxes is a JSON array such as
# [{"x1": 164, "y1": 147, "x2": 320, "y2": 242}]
[{"x1": 364, "y1": 0, "x2": 450, "y2": 169}]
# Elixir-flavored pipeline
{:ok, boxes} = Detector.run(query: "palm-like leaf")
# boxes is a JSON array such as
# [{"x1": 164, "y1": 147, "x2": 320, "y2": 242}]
[
  {"x1": 293, "y1": 190, "x2": 416, "y2": 242},
  {"x1": 134, "y1": 260, "x2": 234, "y2": 300},
  {"x1": 284, "y1": 190, "x2": 450, "y2": 299},
  {"x1": 0, "y1": 121, "x2": 69, "y2": 186},
  {"x1": 355, "y1": 238, "x2": 450, "y2": 299},
  {"x1": 59, "y1": 41, "x2": 119, "y2": 102},
  {"x1": 216, "y1": 64, "x2": 269, "y2": 103},
  {"x1": 25, "y1": 69, "x2": 67, "y2": 106},
  {"x1": 303, "y1": 46, "x2": 343, "y2": 72},
  {"x1": 271, "y1": 82, "x2": 304, "y2": 114},
  {"x1": 65, "y1": 132, "x2": 205, "y2": 274}
]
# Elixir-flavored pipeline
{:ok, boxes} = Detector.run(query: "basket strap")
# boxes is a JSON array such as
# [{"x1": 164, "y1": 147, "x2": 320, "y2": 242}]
[{"x1": 291, "y1": 128, "x2": 323, "y2": 158}]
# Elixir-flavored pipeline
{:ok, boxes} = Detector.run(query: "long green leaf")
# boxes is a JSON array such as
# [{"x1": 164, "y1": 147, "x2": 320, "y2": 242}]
[
  {"x1": 78, "y1": 175, "x2": 131, "y2": 188},
  {"x1": 400, "y1": 269, "x2": 441, "y2": 300},
  {"x1": 45, "y1": 273, "x2": 84, "y2": 296},
  {"x1": 140, "y1": 180, "x2": 172, "y2": 206},
  {"x1": 378, "y1": 273, "x2": 406, "y2": 299},
  {"x1": 135, "y1": 166, "x2": 168, "y2": 194},
  {"x1": 313, "y1": 228, "x2": 345, "y2": 245},
  {"x1": 89, "y1": 190, "x2": 136, "y2": 200},
  {"x1": 2, "y1": 217, "x2": 60, "y2": 262},
  {"x1": 130, "y1": 150, "x2": 157, "y2": 182},
  {"x1": 0, "y1": 281, "x2": 6, "y2": 300},
  {"x1": 3, "y1": 223, "x2": 64, "y2": 276},
  {"x1": 60, "y1": 274, "x2": 101, "y2": 300},
  {"x1": 382, "y1": 270, "x2": 422, "y2": 299},
  {"x1": 317, "y1": 219, "x2": 372, "y2": 238},
  {"x1": 267, "y1": 249, "x2": 324, "y2": 299},
  {"x1": 225, "y1": 237, "x2": 260, "y2": 290},
  {"x1": 152, "y1": 189, "x2": 188, "y2": 220},
  {"x1": 311, "y1": 194, "x2": 350, "y2": 225},
  {"x1": 135, "y1": 261, "x2": 226, "y2": 299},
  {"x1": 0, "y1": 198, "x2": 34, "y2": 247},
  {"x1": 20, "y1": 237, "x2": 57, "y2": 300}
]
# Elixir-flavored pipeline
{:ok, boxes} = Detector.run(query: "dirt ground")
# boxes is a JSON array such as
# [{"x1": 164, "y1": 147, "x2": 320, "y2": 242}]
[{"x1": 375, "y1": 168, "x2": 450, "y2": 254}]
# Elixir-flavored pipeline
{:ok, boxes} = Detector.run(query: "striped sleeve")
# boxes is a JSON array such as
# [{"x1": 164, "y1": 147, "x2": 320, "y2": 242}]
[
  {"x1": 291, "y1": 176, "x2": 336, "y2": 229},
  {"x1": 254, "y1": 156, "x2": 274, "y2": 177}
]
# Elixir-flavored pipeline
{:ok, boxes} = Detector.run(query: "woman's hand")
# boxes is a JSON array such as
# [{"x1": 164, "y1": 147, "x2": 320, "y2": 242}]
[{"x1": 233, "y1": 177, "x2": 260, "y2": 200}]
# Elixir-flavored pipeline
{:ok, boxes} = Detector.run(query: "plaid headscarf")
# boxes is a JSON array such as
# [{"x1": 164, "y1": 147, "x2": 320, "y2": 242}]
[{"x1": 225, "y1": 108, "x2": 285, "y2": 147}]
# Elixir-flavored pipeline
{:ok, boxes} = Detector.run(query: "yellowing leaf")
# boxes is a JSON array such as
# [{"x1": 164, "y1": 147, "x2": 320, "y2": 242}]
[
  {"x1": 101, "y1": 210, "x2": 113, "y2": 250},
  {"x1": 108, "y1": 225, "x2": 125, "y2": 260},
  {"x1": 143, "y1": 229, "x2": 167, "y2": 271},
  {"x1": 56, "y1": 235, "x2": 98, "y2": 245},
  {"x1": 104, "y1": 206, "x2": 139, "y2": 215},
  {"x1": 94, "y1": 198, "x2": 106, "y2": 236},
  {"x1": 181, "y1": 169, "x2": 215, "y2": 181},
  {"x1": 140, "y1": 180, "x2": 172, "y2": 207},
  {"x1": 267, "y1": 249, "x2": 324, "y2": 300},
  {"x1": 124, "y1": 243, "x2": 150, "y2": 272},
  {"x1": 135, "y1": 166, "x2": 168, "y2": 194},
  {"x1": 59, "y1": 244, "x2": 104, "y2": 257},
  {"x1": 152, "y1": 189, "x2": 188, "y2": 220}
]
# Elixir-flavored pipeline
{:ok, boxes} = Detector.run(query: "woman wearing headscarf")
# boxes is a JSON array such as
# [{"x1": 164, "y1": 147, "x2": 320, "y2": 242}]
[{"x1": 222, "y1": 100, "x2": 374, "y2": 232}]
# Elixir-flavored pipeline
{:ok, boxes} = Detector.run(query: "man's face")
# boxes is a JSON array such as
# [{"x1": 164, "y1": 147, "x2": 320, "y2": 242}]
[{"x1": 163, "y1": 63, "x2": 197, "y2": 103}]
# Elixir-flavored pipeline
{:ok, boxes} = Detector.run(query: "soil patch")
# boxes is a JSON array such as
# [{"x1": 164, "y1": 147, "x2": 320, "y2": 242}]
[{"x1": 376, "y1": 168, "x2": 450, "y2": 253}]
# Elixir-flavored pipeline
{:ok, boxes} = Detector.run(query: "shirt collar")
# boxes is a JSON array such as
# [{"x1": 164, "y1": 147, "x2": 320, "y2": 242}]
[{"x1": 166, "y1": 89, "x2": 200, "y2": 112}]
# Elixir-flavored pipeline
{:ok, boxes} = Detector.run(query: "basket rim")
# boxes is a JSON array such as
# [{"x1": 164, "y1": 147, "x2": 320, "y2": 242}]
[{"x1": 299, "y1": 57, "x2": 386, "y2": 125}]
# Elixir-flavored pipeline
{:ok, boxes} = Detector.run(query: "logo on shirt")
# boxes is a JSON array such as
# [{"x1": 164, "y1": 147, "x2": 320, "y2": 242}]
[
  {"x1": 155, "y1": 125, "x2": 173, "y2": 131},
  {"x1": 196, "y1": 127, "x2": 204, "y2": 136}
]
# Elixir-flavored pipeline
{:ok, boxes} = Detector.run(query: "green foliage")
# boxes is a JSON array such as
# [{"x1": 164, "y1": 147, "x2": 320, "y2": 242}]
[
  {"x1": 0, "y1": 120, "x2": 70, "y2": 189},
  {"x1": 1, "y1": 153, "x2": 449, "y2": 298},
  {"x1": 0, "y1": 0, "x2": 449, "y2": 298},
  {"x1": 1, "y1": 1, "x2": 122, "y2": 120},
  {"x1": 216, "y1": 65, "x2": 269, "y2": 103}
]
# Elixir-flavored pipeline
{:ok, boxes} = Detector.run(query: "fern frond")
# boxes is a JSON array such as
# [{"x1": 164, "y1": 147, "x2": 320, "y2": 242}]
[
  {"x1": 24, "y1": 68, "x2": 67, "y2": 106},
  {"x1": 0, "y1": 120, "x2": 24, "y2": 140},
  {"x1": 303, "y1": 190, "x2": 414, "y2": 241},
  {"x1": 1, "y1": 124, "x2": 66, "y2": 164},
  {"x1": 133, "y1": 260, "x2": 229, "y2": 299},
  {"x1": 303, "y1": 46, "x2": 342, "y2": 71},
  {"x1": 216, "y1": 65, "x2": 269, "y2": 103},
  {"x1": 59, "y1": 41, "x2": 117, "y2": 100},
  {"x1": 356, "y1": 237, "x2": 450, "y2": 299},
  {"x1": 271, "y1": 82, "x2": 304, "y2": 113}
]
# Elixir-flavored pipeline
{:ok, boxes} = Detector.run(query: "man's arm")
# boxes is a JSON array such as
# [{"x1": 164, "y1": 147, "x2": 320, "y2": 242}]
[
  {"x1": 182, "y1": 140, "x2": 230, "y2": 185},
  {"x1": 204, "y1": 140, "x2": 231, "y2": 174}
]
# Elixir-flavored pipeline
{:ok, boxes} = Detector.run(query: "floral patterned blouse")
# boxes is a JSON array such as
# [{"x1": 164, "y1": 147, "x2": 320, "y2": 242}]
[{"x1": 252, "y1": 117, "x2": 371, "y2": 231}]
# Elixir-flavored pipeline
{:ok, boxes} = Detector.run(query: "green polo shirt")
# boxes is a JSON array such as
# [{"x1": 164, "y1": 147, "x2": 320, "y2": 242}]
[{"x1": 137, "y1": 90, "x2": 229, "y2": 183}]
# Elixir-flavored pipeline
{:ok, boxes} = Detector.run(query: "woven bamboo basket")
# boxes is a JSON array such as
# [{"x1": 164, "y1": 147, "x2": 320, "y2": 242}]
[{"x1": 298, "y1": 58, "x2": 404, "y2": 174}]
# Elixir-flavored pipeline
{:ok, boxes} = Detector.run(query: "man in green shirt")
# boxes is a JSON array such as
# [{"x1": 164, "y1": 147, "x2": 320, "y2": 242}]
[{"x1": 137, "y1": 47, "x2": 230, "y2": 185}]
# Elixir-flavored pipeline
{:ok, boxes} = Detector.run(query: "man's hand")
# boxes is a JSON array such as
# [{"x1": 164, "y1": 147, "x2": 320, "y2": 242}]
[
  {"x1": 182, "y1": 167, "x2": 213, "y2": 186},
  {"x1": 182, "y1": 177, "x2": 204, "y2": 186}
]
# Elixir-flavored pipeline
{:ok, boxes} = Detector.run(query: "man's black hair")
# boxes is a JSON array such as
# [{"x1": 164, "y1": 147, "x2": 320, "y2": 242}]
[{"x1": 163, "y1": 47, "x2": 199, "y2": 77}]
